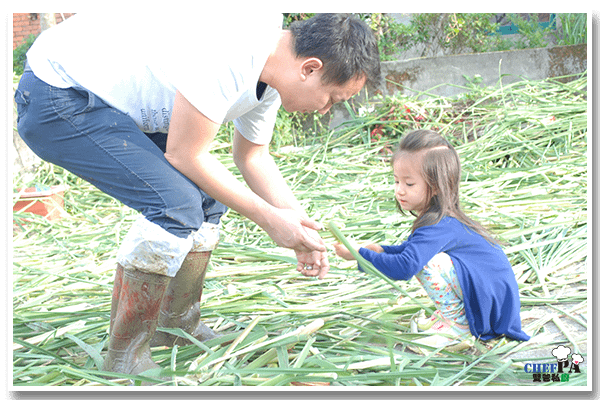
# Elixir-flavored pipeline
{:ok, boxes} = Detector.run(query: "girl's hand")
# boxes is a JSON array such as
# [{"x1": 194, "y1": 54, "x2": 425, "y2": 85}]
[
  {"x1": 334, "y1": 242, "x2": 356, "y2": 260},
  {"x1": 334, "y1": 242, "x2": 384, "y2": 261}
]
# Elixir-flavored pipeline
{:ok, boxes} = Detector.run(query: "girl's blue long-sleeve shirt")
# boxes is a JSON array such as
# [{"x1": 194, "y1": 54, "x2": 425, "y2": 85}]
[{"x1": 358, "y1": 216, "x2": 530, "y2": 342}]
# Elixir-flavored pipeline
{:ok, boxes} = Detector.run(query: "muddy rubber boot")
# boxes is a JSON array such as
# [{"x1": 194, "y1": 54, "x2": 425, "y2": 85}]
[
  {"x1": 150, "y1": 251, "x2": 218, "y2": 347},
  {"x1": 103, "y1": 267, "x2": 170, "y2": 377},
  {"x1": 108, "y1": 265, "x2": 124, "y2": 335}
]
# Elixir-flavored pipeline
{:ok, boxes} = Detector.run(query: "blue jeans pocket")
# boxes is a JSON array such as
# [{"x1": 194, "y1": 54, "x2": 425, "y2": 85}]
[
  {"x1": 70, "y1": 86, "x2": 99, "y2": 116},
  {"x1": 50, "y1": 85, "x2": 99, "y2": 121}
]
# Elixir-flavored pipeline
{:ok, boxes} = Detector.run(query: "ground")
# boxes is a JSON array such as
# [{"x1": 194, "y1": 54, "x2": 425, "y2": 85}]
[{"x1": 11, "y1": 71, "x2": 589, "y2": 387}]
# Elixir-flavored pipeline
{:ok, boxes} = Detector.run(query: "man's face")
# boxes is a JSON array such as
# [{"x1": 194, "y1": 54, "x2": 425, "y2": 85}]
[{"x1": 279, "y1": 65, "x2": 366, "y2": 115}]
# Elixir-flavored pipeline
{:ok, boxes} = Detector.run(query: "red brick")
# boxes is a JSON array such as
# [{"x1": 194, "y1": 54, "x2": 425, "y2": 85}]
[{"x1": 12, "y1": 13, "x2": 75, "y2": 50}]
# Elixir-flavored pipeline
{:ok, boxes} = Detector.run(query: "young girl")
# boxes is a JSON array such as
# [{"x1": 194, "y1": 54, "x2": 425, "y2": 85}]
[{"x1": 335, "y1": 129, "x2": 530, "y2": 350}]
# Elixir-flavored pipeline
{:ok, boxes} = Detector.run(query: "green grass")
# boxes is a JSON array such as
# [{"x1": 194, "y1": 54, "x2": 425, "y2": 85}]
[{"x1": 12, "y1": 72, "x2": 589, "y2": 387}]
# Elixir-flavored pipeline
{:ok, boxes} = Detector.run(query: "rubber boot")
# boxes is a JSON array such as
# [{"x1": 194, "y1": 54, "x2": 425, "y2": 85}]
[
  {"x1": 149, "y1": 251, "x2": 218, "y2": 347},
  {"x1": 103, "y1": 266, "x2": 170, "y2": 376}
]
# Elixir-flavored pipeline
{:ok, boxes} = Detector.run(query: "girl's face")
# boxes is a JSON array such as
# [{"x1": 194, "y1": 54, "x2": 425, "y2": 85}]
[{"x1": 393, "y1": 152, "x2": 430, "y2": 214}]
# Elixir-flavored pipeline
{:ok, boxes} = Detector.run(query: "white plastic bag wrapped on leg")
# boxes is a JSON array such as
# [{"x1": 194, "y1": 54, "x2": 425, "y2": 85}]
[
  {"x1": 190, "y1": 222, "x2": 221, "y2": 252},
  {"x1": 117, "y1": 217, "x2": 193, "y2": 277}
]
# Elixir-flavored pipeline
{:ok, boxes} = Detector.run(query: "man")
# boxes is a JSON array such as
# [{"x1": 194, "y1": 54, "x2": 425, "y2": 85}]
[{"x1": 15, "y1": 11, "x2": 381, "y2": 377}]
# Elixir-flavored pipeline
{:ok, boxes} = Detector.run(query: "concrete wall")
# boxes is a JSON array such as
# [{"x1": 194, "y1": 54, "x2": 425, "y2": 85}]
[
  {"x1": 378, "y1": 43, "x2": 587, "y2": 99},
  {"x1": 329, "y1": 43, "x2": 587, "y2": 128}
]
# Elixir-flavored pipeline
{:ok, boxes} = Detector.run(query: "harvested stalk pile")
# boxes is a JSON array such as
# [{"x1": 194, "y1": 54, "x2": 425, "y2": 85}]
[{"x1": 12, "y1": 72, "x2": 588, "y2": 387}]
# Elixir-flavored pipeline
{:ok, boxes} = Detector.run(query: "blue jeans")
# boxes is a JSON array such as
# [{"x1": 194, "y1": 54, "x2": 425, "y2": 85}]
[{"x1": 15, "y1": 71, "x2": 227, "y2": 239}]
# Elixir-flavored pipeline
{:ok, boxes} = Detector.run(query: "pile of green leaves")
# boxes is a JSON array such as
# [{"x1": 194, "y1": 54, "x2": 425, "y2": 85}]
[{"x1": 12, "y1": 72, "x2": 588, "y2": 387}]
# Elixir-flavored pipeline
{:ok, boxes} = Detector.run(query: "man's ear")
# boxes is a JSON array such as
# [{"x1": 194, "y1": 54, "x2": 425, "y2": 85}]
[{"x1": 299, "y1": 57, "x2": 324, "y2": 81}]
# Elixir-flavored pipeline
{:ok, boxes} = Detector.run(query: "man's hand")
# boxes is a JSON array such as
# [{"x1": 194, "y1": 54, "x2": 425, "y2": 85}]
[
  {"x1": 262, "y1": 208, "x2": 326, "y2": 253},
  {"x1": 295, "y1": 249, "x2": 329, "y2": 279},
  {"x1": 293, "y1": 223, "x2": 329, "y2": 279},
  {"x1": 265, "y1": 209, "x2": 329, "y2": 279},
  {"x1": 259, "y1": 208, "x2": 330, "y2": 278}
]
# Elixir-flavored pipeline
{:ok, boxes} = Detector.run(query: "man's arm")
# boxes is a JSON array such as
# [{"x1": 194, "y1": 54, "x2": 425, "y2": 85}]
[
  {"x1": 233, "y1": 128, "x2": 330, "y2": 278},
  {"x1": 232, "y1": 128, "x2": 307, "y2": 217},
  {"x1": 165, "y1": 90, "x2": 326, "y2": 254}
]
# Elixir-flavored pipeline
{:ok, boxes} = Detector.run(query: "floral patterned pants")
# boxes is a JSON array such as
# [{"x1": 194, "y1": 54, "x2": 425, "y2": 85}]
[{"x1": 415, "y1": 252, "x2": 468, "y2": 325}]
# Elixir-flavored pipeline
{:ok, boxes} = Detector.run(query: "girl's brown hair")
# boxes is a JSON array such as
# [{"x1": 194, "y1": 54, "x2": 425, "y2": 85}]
[{"x1": 392, "y1": 129, "x2": 499, "y2": 245}]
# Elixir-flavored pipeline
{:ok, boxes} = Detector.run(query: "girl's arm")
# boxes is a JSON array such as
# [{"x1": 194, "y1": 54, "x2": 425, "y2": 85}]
[
  {"x1": 380, "y1": 242, "x2": 408, "y2": 254},
  {"x1": 359, "y1": 225, "x2": 453, "y2": 280}
]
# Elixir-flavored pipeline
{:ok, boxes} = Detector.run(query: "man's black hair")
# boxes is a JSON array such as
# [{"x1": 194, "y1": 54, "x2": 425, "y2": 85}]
[{"x1": 290, "y1": 13, "x2": 381, "y2": 88}]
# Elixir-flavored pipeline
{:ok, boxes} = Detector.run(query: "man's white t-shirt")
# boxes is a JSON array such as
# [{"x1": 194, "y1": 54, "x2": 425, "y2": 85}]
[{"x1": 26, "y1": 11, "x2": 283, "y2": 145}]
